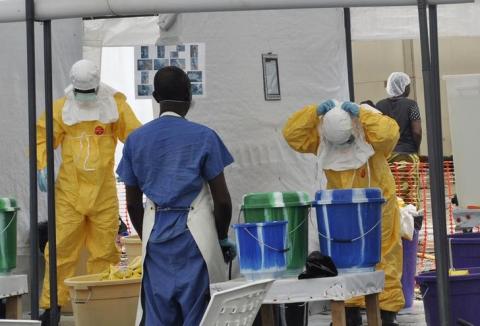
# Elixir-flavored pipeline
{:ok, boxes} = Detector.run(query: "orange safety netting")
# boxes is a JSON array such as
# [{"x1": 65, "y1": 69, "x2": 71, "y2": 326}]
[
  {"x1": 391, "y1": 160, "x2": 456, "y2": 272},
  {"x1": 117, "y1": 182, "x2": 133, "y2": 235}
]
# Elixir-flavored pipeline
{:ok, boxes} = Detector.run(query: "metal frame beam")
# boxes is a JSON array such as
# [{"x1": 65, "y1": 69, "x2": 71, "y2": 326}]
[
  {"x1": 43, "y1": 19, "x2": 59, "y2": 326},
  {"x1": 344, "y1": 7, "x2": 355, "y2": 102},
  {"x1": 417, "y1": 1, "x2": 451, "y2": 324},
  {"x1": 25, "y1": 0, "x2": 39, "y2": 320}
]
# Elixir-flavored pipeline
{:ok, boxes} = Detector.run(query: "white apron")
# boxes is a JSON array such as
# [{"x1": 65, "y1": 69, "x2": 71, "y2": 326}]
[{"x1": 135, "y1": 183, "x2": 227, "y2": 325}]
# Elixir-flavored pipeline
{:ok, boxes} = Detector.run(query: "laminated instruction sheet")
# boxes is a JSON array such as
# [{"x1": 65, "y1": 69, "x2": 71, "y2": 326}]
[{"x1": 134, "y1": 43, "x2": 206, "y2": 99}]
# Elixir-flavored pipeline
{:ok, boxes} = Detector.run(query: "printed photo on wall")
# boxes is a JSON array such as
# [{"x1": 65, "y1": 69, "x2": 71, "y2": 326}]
[
  {"x1": 187, "y1": 71, "x2": 202, "y2": 83},
  {"x1": 135, "y1": 43, "x2": 205, "y2": 99},
  {"x1": 141, "y1": 71, "x2": 149, "y2": 84},
  {"x1": 141, "y1": 46, "x2": 149, "y2": 59},
  {"x1": 154, "y1": 58, "x2": 169, "y2": 70},
  {"x1": 171, "y1": 59, "x2": 186, "y2": 70},
  {"x1": 190, "y1": 57, "x2": 199, "y2": 70},
  {"x1": 157, "y1": 45, "x2": 165, "y2": 58},
  {"x1": 137, "y1": 59, "x2": 153, "y2": 71},
  {"x1": 190, "y1": 45, "x2": 198, "y2": 58},
  {"x1": 191, "y1": 83, "x2": 203, "y2": 96},
  {"x1": 138, "y1": 85, "x2": 153, "y2": 96}
]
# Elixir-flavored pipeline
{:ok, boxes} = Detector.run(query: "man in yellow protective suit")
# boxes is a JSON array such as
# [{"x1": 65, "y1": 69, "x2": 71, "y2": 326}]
[
  {"x1": 283, "y1": 100, "x2": 404, "y2": 326},
  {"x1": 36, "y1": 59, "x2": 141, "y2": 325}
]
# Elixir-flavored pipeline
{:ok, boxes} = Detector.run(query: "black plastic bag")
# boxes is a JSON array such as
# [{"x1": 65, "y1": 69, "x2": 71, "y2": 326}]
[{"x1": 298, "y1": 251, "x2": 338, "y2": 280}]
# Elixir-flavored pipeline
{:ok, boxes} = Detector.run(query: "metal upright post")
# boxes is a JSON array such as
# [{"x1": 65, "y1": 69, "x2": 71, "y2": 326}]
[
  {"x1": 417, "y1": 1, "x2": 451, "y2": 325},
  {"x1": 344, "y1": 7, "x2": 355, "y2": 102},
  {"x1": 25, "y1": 0, "x2": 39, "y2": 319},
  {"x1": 43, "y1": 20, "x2": 59, "y2": 326}
]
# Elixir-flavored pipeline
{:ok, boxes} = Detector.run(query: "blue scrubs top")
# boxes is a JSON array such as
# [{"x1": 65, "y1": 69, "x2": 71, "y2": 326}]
[{"x1": 117, "y1": 115, "x2": 234, "y2": 243}]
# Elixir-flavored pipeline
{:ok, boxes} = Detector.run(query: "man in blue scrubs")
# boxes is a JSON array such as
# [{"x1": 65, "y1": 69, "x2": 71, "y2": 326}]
[{"x1": 117, "y1": 66, "x2": 236, "y2": 325}]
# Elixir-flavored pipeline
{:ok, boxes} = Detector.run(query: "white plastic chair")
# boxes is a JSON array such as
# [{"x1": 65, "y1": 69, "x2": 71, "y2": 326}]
[{"x1": 200, "y1": 279, "x2": 274, "y2": 326}]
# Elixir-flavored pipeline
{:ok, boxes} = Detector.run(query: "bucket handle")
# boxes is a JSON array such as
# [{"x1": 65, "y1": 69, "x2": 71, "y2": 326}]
[
  {"x1": 419, "y1": 285, "x2": 429, "y2": 300},
  {"x1": 0, "y1": 212, "x2": 16, "y2": 235},
  {"x1": 236, "y1": 208, "x2": 242, "y2": 224},
  {"x1": 318, "y1": 218, "x2": 381, "y2": 243},
  {"x1": 289, "y1": 217, "x2": 307, "y2": 235},
  {"x1": 242, "y1": 227, "x2": 290, "y2": 253},
  {"x1": 72, "y1": 289, "x2": 92, "y2": 304},
  {"x1": 237, "y1": 206, "x2": 311, "y2": 235}
]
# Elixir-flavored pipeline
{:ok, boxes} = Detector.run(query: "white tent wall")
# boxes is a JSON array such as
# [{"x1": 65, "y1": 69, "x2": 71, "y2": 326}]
[
  {"x1": 0, "y1": 19, "x2": 82, "y2": 309},
  {"x1": 85, "y1": 9, "x2": 349, "y2": 257},
  {"x1": 0, "y1": 19, "x2": 82, "y2": 246},
  {"x1": 351, "y1": 0, "x2": 480, "y2": 40}
]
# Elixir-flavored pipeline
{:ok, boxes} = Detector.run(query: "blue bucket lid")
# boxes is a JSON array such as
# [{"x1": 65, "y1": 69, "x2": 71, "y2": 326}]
[
  {"x1": 233, "y1": 221, "x2": 288, "y2": 228},
  {"x1": 312, "y1": 188, "x2": 384, "y2": 205}
]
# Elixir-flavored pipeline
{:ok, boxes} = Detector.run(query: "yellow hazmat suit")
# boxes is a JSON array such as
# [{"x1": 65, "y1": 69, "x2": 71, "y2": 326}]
[
  {"x1": 283, "y1": 104, "x2": 404, "y2": 312},
  {"x1": 37, "y1": 92, "x2": 141, "y2": 308}
]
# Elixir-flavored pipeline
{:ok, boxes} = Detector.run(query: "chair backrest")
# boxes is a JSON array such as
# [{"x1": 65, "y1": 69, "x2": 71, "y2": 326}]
[
  {"x1": 200, "y1": 279, "x2": 274, "y2": 326},
  {"x1": 0, "y1": 321, "x2": 41, "y2": 326}
]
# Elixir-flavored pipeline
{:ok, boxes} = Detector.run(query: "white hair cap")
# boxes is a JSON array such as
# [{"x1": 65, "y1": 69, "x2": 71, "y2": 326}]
[
  {"x1": 386, "y1": 72, "x2": 411, "y2": 97},
  {"x1": 322, "y1": 107, "x2": 353, "y2": 145},
  {"x1": 70, "y1": 59, "x2": 100, "y2": 91}
]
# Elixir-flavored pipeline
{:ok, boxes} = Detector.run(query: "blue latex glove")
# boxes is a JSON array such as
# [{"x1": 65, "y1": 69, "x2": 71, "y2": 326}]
[
  {"x1": 219, "y1": 238, "x2": 237, "y2": 263},
  {"x1": 316, "y1": 100, "x2": 336, "y2": 116},
  {"x1": 341, "y1": 101, "x2": 360, "y2": 117},
  {"x1": 37, "y1": 169, "x2": 48, "y2": 193}
]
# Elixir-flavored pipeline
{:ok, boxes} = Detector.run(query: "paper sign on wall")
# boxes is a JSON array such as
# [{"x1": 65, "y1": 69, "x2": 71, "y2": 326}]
[{"x1": 134, "y1": 43, "x2": 206, "y2": 99}]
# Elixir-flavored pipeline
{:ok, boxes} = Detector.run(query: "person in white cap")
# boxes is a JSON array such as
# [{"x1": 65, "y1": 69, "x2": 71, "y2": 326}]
[
  {"x1": 376, "y1": 72, "x2": 422, "y2": 207},
  {"x1": 36, "y1": 59, "x2": 141, "y2": 325}
]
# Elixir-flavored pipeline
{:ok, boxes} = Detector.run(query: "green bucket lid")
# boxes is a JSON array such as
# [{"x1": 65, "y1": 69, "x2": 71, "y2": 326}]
[
  {"x1": 0, "y1": 198, "x2": 18, "y2": 212},
  {"x1": 242, "y1": 192, "x2": 311, "y2": 209}
]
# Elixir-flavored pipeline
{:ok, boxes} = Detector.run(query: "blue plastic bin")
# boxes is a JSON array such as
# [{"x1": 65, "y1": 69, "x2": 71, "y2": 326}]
[
  {"x1": 313, "y1": 188, "x2": 384, "y2": 273},
  {"x1": 417, "y1": 267, "x2": 480, "y2": 326},
  {"x1": 448, "y1": 232, "x2": 480, "y2": 269},
  {"x1": 233, "y1": 221, "x2": 288, "y2": 280}
]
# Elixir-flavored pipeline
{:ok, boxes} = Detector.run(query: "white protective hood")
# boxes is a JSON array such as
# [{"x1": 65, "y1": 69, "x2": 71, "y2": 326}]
[
  {"x1": 317, "y1": 105, "x2": 375, "y2": 172},
  {"x1": 62, "y1": 82, "x2": 119, "y2": 125}
]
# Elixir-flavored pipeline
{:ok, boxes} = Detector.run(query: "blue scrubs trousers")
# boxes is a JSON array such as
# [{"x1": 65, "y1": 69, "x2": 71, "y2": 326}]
[{"x1": 143, "y1": 230, "x2": 210, "y2": 326}]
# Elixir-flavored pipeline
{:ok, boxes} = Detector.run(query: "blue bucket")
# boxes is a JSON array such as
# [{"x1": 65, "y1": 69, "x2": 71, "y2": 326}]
[
  {"x1": 233, "y1": 221, "x2": 289, "y2": 281},
  {"x1": 312, "y1": 188, "x2": 384, "y2": 273}
]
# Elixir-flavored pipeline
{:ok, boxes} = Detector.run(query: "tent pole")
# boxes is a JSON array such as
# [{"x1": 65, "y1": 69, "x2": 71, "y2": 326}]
[
  {"x1": 25, "y1": 0, "x2": 39, "y2": 319},
  {"x1": 417, "y1": 1, "x2": 451, "y2": 325},
  {"x1": 344, "y1": 7, "x2": 355, "y2": 102},
  {"x1": 43, "y1": 19, "x2": 59, "y2": 326},
  {"x1": 429, "y1": 5, "x2": 442, "y2": 112}
]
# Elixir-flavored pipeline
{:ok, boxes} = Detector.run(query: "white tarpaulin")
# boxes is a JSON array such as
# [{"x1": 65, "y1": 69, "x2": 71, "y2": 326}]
[
  {"x1": 86, "y1": 9, "x2": 349, "y2": 256},
  {"x1": 351, "y1": 0, "x2": 480, "y2": 40},
  {"x1": 0, "y1": 20, "x2": 82, "y2": 247}
]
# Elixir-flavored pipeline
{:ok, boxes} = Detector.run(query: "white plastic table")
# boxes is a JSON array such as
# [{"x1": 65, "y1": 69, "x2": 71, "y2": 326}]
[
  {"x1": 211, "y1": 271, "x2": 385, "y2": 326},
  {"x1": 0, "y1": 275, "x2": 28, "y2": 319}
]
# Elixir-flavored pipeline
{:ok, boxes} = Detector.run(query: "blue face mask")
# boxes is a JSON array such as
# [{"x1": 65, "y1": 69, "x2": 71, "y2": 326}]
[{"x1": 74, "y1": 92, "x2": 97, "y2": 102}]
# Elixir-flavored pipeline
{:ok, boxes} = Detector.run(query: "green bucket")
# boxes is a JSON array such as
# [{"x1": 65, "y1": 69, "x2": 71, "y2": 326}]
[
  {"x1": 0, "y1": 198, "x2": 18, "y2": 274},
  {"x1": 242, "y1": 192, "x2": 310, "y2": 274}
]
